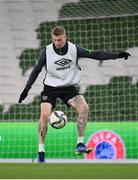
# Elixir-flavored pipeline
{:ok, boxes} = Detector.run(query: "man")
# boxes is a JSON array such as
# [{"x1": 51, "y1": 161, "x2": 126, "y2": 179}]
[{"x1": 18, "y1": 26, "x2": 130, "y2": 162}]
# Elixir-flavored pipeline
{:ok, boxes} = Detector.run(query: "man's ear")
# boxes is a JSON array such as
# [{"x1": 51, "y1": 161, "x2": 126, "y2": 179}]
[{"x1": 65, "y1": 34, "x2": 68, "y2": 40}]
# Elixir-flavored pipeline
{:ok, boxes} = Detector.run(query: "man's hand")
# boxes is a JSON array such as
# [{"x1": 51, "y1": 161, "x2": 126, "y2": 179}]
[
  {"x1": 119, "y1": 52, "x2": 131, "y2": 60},
  {"x1": 18, "y1": 88, "x2": 28, "y2": 103}
]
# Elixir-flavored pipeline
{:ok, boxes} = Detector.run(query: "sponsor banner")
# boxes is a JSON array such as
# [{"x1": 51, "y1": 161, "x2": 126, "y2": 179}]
[{"x1": 85, "y1": 130, "x2": 126, "y2": 159}]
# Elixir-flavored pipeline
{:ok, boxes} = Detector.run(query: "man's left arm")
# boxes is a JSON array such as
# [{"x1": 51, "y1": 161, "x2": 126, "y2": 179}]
[{"x1": 76, "y1": 45, "x2": 131, "y2": 60}]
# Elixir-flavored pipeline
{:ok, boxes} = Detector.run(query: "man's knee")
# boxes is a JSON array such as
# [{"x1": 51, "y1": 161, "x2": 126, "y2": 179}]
[
  {"x1": 40, "y1": 111, "x2": 50, "y2": 121},
  {"x1": 79, "y1": 104, "x2": 89, "y2": 114},
  {"x1": 84, "y1": 104, "x2": 89, "y2": 113}
]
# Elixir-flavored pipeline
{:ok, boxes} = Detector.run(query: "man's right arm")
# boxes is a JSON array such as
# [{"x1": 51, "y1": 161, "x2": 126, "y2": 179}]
[
  {"x1": 25, "y1": 48, "x2": 46, "y2": 91},
  {"x1": 18, "y1": 48, "x2": 46, "y2": 103}
]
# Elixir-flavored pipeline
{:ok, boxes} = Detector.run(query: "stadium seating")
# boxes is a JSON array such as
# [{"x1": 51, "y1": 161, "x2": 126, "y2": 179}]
[
  {"x1": 0, "y1": 0, "x2": 138, "y2": 115},
  {"x1": 0, "y1": 0, "x2": 78, "y2": 111}
]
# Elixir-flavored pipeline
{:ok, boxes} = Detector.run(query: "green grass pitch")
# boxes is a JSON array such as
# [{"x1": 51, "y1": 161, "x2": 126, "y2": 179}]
[{"x1": 0, "y1": 163, "x2": 138, "y2": 179}]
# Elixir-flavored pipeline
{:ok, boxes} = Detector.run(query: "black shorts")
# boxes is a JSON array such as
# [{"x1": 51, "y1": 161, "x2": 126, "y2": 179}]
[{"x1": 41, "y1": 85, "x2": 80, "y2": 108}]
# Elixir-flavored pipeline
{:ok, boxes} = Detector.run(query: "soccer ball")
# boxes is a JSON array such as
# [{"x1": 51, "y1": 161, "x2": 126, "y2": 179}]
[{"x1": 49, "y1": 111, "x2": 67, "y2": 129}]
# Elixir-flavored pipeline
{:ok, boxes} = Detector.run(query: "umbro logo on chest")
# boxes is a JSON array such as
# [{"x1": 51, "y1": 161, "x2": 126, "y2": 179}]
[{"x1": 54, "y1": 58, "x2": 72, "y2": 66}]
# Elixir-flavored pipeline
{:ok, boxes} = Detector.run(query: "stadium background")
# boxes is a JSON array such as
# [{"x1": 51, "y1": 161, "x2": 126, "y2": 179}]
[{"x1": 0, "y1": 0, "x2": 138, "y2": 160}]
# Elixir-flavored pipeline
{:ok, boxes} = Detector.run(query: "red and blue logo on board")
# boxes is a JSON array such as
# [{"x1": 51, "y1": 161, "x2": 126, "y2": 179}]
[{"x1": 85, "y1": 130, "x2": 126, "y2": 159}]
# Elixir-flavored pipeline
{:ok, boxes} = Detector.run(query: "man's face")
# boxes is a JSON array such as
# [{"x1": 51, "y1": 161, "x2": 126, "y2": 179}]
[{"x1": 52, "y1": 33, "x2": 67, "y2": 49}]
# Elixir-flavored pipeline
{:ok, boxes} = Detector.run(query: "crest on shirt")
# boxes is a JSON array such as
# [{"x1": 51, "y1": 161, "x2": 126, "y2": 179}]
[{"x1": 55, "y1": 58, "x2": 72, "y2": 66}]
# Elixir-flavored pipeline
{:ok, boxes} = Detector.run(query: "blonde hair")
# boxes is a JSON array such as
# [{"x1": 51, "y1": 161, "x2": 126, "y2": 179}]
[{"x1": 51, "y1": 26, "x2": 66, "y2": 36}]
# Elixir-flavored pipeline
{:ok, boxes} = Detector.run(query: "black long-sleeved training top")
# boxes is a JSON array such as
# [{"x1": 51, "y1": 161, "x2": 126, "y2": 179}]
[{"x1": 25, "y1": 42, "x2": 119, "y2": 90}]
